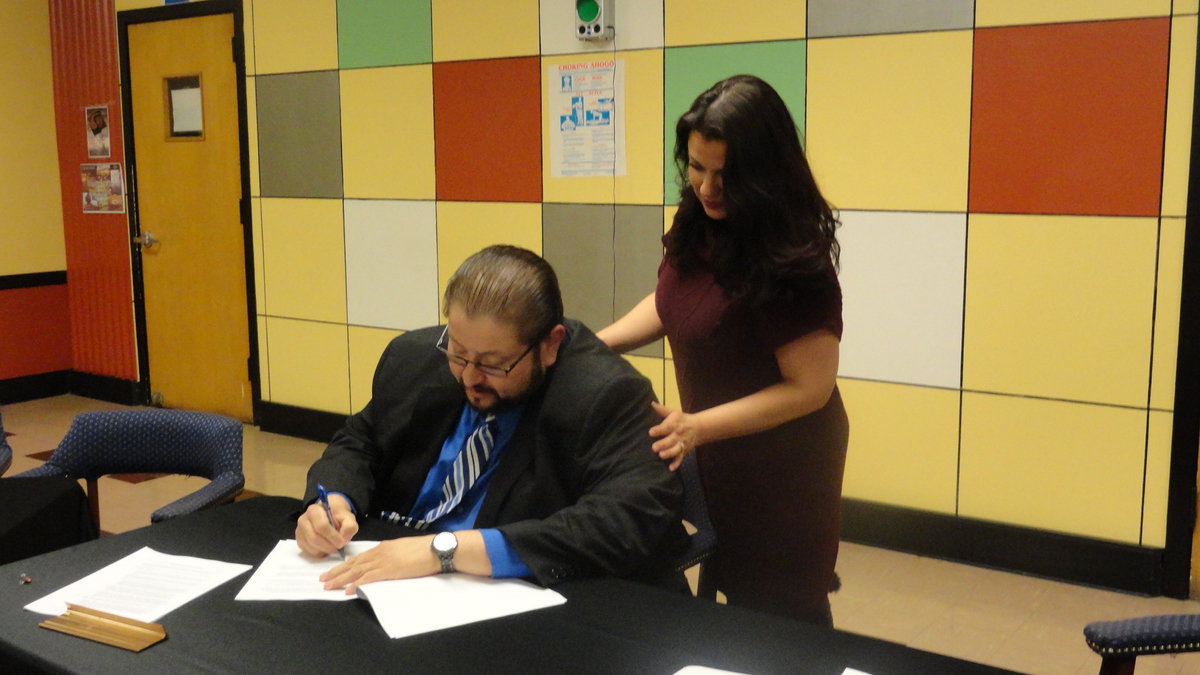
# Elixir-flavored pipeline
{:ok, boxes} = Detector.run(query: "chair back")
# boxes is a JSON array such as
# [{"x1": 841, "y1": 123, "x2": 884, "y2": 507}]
[
  {"x1": 43, "y1": 409, "x2": 243, "y2": 480},
  {"x1": 672, "y1": 452, "x2": 717, "y2": 574},
  {"x1": 0, "y1": 409, "x2": 12, "y2": 475}
]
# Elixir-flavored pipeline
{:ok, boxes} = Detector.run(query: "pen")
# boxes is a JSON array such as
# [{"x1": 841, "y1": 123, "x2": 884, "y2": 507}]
[{"x1": 316, "y1": 483, "x2": 347, "y2": 560}]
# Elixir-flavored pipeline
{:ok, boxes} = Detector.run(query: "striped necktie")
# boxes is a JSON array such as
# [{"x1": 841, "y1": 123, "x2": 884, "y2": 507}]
[{"x1": 386, "y1": 413, "x2": 497, "y2": 530}]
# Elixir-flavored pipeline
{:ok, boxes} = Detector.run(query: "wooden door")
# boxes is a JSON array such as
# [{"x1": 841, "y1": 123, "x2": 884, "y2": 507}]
[{"x1": 128, "y1": 13, "x2": 251, "y2": 421}]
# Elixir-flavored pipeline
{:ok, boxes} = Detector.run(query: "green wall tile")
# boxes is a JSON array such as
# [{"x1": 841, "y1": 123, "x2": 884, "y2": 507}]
[
  {"x1": 338, "y1": 0, "x2": 432, "y2": 68},
  {"x1": 663, "y1": 40, "x2": 808, "y2": 204}
]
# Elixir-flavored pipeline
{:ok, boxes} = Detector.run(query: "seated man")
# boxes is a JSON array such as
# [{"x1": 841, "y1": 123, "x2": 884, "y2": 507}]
[{"x1": 297, "y1": 245, "x2": 688, "y2": 592}]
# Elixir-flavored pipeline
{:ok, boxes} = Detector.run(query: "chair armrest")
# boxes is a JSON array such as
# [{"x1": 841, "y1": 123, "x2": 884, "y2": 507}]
[
  {"x1": 9, "y1": 463, "x2": 70, "y2": 479},
  {"x1": 1085, "y1": 614, "x2": 1200, "y2": 658},
  {"x1": 150, "y1": 472, "x2": 245, "y2": 523}
]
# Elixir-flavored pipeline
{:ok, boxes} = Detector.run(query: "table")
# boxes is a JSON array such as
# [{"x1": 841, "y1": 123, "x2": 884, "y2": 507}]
[
  {"x1": 0, "y1": 497, "x2": 1019, "y2": 674},
  {"x1": 0, "y1": 477, "x2": 97, "y2": 566}
]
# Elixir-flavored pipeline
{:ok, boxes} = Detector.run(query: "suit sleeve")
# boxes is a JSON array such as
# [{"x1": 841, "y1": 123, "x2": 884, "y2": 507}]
[
  {"x1": 496, "y1": 369, "x2": 684, "y2": 585},
  {"x1": 302, "y1": 343, "x2": 397, "y2": 512}
]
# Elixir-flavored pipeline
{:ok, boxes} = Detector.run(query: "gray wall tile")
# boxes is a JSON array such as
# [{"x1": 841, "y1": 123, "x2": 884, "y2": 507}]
[
  {"x1": 615, "y1": 205, "x2": 664, "y2": 358},
  {"x1": 257, "y1": 71, "x2": 344, "y2": 198},
  {"x1": 543, "y1": 204, "x2": 614, "y2": 334},
  {"x1": 808, "y1": 0, "x2": 974, "y2": 38}
]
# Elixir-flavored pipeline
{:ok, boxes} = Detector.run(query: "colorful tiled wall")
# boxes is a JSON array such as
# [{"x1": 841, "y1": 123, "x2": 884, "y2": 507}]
[
  {"x1": 119, "y1": 0, "x2": 1197, "y2": 550},
  {"x1": 0, "y1": 0, "x2": 71, "y2": 386}
]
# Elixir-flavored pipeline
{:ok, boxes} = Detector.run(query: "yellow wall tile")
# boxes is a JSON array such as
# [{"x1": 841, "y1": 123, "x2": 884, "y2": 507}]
[
  {"x1": 265, "y1": 317, "x2": 350, "y2": 413},
  {"x1": 839, "y1": 379, "x2": 960, "y2": 514},
  {"x1": 261, "y1": 198, "x2": 346, "y2": 323},
  {"x1": 807, "y1": 31, "x2": 973, "y2": 212},
  {"x1": 435, "y1": 201, "x2": 543, "y2": 305},
  {"x1": 246, "y1": 77, "x2": 260, "y2": 197},
  {"x1": 542, "y1": 50, "x2": 663, "y2": 205},
  {"x1": 1162, "y1": 16, "x2": 1196, "y2": 217},
  {"x1": 432, "y1": 0, "x2": 539, "y2": 62},
  {"x1": 243, "y1": 0, "x2": 256, "y2": 75},
  {"x1": 623, "y1": 354, "x2": 665, "y2": 403},
  {"x1": 256, "y1": 314, "x2": 269, "y2": 400},
  {"x1": 0, "y1": 0, "x2": 63, "y2": 276},
  {"x1": 1178, "y1": 0, "x2": 1200, "y2": 13},
  {"x1": 1151, "y1": 217, "x2": 1185, "y2": 411},
  {"x1": 664, "y1": 0, "x2": 807, "y2": 46},
  {"x1": 349, "y1": 325, "x2": 404, "y2": 413},
  {"x1": 1142, "y1": 410, "x2": 1173, "y2": 547},
  {"x1": 341, "y1": 65, "x2": 435, "y2": 200},
  {"x1": 251, "y1": 0, "x2": 338, "y2": 75},
  {"x1": 251, "y1": 198, "x2": 265, "y2": 314},
  {"x1": 664, "y1": 359, "x2": 680, "y2": 409},
  {"x1": 115, "y1": 0, "x2": 161, "y2": 9},
  {"x1": 976, "y1": 0, "x2": 1171, "y2": 26},
  {"x1": 963, "y1": 215, "x2": 1157, "y2": 408},
  {"x1": 960, "y1": 393, "x2": 1147, "y2": 543}
]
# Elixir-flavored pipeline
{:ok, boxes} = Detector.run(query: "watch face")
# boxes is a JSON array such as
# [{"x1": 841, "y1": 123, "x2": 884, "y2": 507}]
[{"x1": 433, "y1": 531, "x2": 457, "y2": 554}]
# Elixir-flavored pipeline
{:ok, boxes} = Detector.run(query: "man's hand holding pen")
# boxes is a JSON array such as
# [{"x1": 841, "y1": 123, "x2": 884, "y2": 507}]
[{"x1": 296, "y1": 491, "x2": 358, "y2": 559}]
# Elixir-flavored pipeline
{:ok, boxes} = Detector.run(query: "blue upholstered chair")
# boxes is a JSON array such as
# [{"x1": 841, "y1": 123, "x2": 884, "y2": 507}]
[
  {"x1": 1084, "y1": 614, "x2": 1200, "y2": 674},
  {"x1": 0, "y1": 409, "x2": 13, "y2": 476},
  {"x1": 673, "y1": 452, "x2": 718, "y2": 598},
  {"x1": 12, "y1": 409, "x2": 244, "y2": 530}
]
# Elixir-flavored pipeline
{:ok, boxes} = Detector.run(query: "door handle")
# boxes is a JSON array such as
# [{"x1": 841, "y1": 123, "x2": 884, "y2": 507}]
[{"x1": 134, "y1": 231, "x2": 159, "y2": 248}]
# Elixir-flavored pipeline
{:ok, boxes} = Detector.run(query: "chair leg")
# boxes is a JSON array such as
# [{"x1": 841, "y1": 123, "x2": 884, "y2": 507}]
[
  {"x1": 1098, "y1": 655, "x2": 1136, "y2": 675},
  {"x1": 85, "y1": 477, "x2": 100, "y2": 534},
  {"x1": 696, "y1": 562, "x2": 718, "y2": 600}
]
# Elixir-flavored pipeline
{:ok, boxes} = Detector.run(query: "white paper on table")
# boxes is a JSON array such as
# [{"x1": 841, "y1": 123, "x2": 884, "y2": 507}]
[
  {"x1": 355, "y1": 574, "x2": 566, "y2": 639},
  {"x1": 843, "y1": 669, "x2": 874, "y2": 675},
  {"x1": 235, "y1": 539, "x2": 381, "y2": 601},
  {"x1": 673, "y1": 667, "x2": 750, "y2": 674},
  {"x1": 24, "y1": 546, "x2": 252, "y2": 623}
]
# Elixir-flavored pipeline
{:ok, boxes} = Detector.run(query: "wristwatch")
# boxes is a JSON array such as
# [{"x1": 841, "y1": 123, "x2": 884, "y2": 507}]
[{"x1": 431, "y1": 531, "x2": 458, "y2": 574}]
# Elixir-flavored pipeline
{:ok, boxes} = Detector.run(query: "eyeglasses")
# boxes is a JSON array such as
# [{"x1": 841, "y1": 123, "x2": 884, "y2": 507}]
[{"x1": 435, "y1": 325, "x2": 538, "y2": 378}]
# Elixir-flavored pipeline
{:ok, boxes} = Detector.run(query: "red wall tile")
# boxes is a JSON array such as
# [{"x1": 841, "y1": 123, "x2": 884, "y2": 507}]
[
  {"x1": 49, "y1": 0, "x2": 137, "y2": 379},
  {"x1": 434, "y1": 57, "x2": 542, "y2": 202},
  {"x1": 0, "y1": 285, "x2": 71, "y2": 380},
  {"x1": 969, "y1": 18, "x2": 1170, "y2": 216}
]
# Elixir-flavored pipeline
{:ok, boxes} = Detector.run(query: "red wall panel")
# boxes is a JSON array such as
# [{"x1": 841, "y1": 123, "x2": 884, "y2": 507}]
[
  {"x1": 0, "y1": 285, "x2": 71, "y2": 380},
  {"x1": 49, "y1": 0, "x2": 137, "y2": 380},
  {"x1": 434, "y1": 57, "x2": 543, "y2": 202},
  {"x1": 969, "y1": 18, "x2": 1170, "y2": 216}
]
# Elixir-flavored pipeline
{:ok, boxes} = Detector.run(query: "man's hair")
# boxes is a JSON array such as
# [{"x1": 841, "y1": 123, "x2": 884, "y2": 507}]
[{"x1": 443, "y1": 245, "x2": 564, "y2": 344}]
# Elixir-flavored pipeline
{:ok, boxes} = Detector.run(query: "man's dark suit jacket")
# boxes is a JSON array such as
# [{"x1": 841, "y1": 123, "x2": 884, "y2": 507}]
[{"x1": 305, "y1": 319, "x2": 689, "y2": 588}]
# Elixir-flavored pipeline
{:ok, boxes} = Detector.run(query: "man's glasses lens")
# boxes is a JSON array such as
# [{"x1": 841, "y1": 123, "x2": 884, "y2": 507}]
[{"x1": 436, "y1": 326, "x2": 533, "y2": 378}]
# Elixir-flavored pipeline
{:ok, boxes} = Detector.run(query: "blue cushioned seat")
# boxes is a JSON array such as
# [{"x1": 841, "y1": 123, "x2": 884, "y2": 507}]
[
  {"x1": 0, "y1": 409, "x2": 12, "y2": 476},
  {"x1": 11, "y1": 409, "x2": 244, "y2": 529},
  {"x1": 1084, "y1": 614, "x2": 1200, "y2": 674},
  {"x1": 673, "y1": 452, "x2": 717, "y2": 598}
]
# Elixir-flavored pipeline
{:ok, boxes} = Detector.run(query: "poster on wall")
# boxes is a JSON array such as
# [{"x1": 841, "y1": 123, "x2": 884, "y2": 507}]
[
  {"x1": 85, "y1": 105, "x2": 110, "y2": 158},
  {"x1": 548, "y1": 59, "x2": 626, "y2": 178},
  {"x1": 81, "y1": 163, "x2": 125, "y2": 214}
]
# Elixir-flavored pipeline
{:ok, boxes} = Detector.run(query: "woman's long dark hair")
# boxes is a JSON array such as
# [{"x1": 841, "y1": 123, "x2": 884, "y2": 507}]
[{"x1": 666, "y1": 75, "x2": 840, "y2": 309}]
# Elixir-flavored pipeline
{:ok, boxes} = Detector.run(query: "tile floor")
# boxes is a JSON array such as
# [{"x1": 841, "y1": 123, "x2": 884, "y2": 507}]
[{"x1": 5, "y1": 394, "x2": 1200, "y2": 675}]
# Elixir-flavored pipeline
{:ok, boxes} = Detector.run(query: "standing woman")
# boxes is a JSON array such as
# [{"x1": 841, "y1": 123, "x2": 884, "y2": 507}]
[{"x1": 598, "y1": 75, "x2": 848, "y2": 625}]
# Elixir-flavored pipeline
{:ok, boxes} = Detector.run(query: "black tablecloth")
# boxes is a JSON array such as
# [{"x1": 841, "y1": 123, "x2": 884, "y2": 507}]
[
  {"x1": 0, "y1": 497, "x2": 1019, "y2": 674},
  {"x1": 0, "y1": 477, "x2": 96, "y2": 566}
]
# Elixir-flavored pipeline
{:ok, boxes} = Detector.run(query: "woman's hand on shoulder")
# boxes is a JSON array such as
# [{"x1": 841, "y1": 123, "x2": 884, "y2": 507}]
[{"x1": 649, "y1": 401, "x2": 700, "y2": 471}]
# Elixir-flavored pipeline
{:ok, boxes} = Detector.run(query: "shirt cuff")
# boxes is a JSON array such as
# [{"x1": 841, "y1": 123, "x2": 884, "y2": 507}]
[
  {"x1": 479, "y1": 528, "x2": 532, "y2": 578},
  {"x1": 326, "y1": 491, "x2": 356, "y2": 514}
]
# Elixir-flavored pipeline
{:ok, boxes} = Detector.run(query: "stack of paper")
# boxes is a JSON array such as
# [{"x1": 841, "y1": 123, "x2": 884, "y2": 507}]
[{"x1": 25, "y1": 547, "x2": 251, "y2": 623}]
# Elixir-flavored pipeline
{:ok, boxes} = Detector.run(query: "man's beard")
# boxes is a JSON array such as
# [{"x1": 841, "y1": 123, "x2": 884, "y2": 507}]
[{"x1": 462, "y1": 356, "x2": 546, "y2": 414}]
